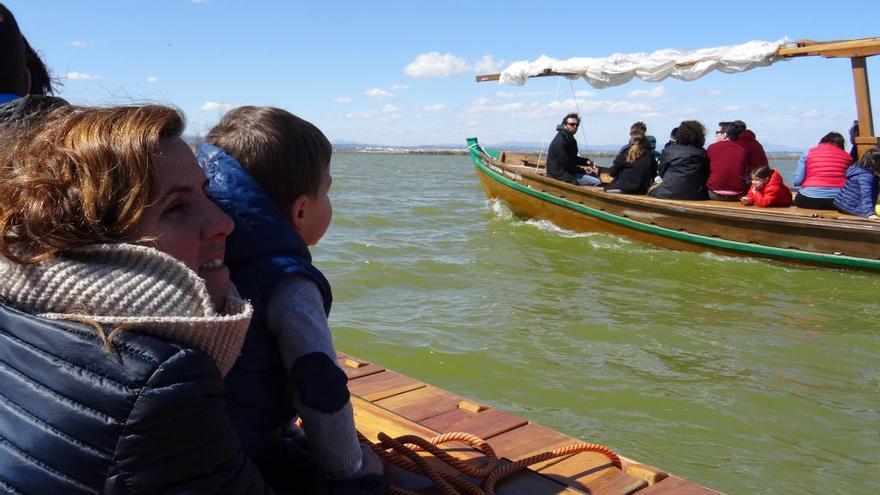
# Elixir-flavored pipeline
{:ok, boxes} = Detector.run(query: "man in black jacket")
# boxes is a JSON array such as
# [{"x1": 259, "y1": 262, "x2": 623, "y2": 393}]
[{"x1": 546, "y1": 113, "x2": 601, "y2": 185}]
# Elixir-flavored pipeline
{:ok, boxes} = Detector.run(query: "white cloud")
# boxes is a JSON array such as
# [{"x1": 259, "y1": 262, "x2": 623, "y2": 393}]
[
  {"x1": 404, "y1": 52, "x2": 470, "y2": 79},
  {"x1": 791, "y1": 106, "x2": 821, "y2": 119},
  {"x1": 574, "y1": 90, "x2": 595, "y2": 97},
  {"x1": 473, "y1": 54, "x2": 505, "y2": 74},
  {"x1": 390, "y1": 84, "x2": 409, "y2": 91},
  {"x1": 69, "y1": 40, "x2": 89, "y2": 48},
  {"x1": 626, "y1": 86, "x2": 665, "y2": 99},
  {"x1": 382, "y1": 104, "x2": 399, "y2": 114},
  {"x1": 334, "y1": 97, "x2": 352, "y2": 104},
  {"x1": 345, "y1": 111, "x2": 376, "y2": 120},
  {"x1": 64, "y1": 72, "x2": 102, "y2": 81},
  {"x1": 465, "y1": 95, "x2": 656, "y2": 120},
  {"x1": 146, "y1": 76, "x2": 158, "y2": 83},
  {"x1": 423, "y1": 104, "x2": 446, "y2": 112},
  {"x1": 496, "y1": 91, "x2": 515, "y2": 99},
  {"x1": 721, "y1": 105, "x2": 741, "y2": 112},
  {"x1": 365, "y1": 88, "x2": 393, "y2": 100},
  {"x1": 758, "y1": 102, "x2": 770, "y2": 109},
  {"x1": 708, "y1": 89, "x2": 724, "y2": 97},
  {"x1": 201, "y1": 101, "x2": 236, "y2": 112}
]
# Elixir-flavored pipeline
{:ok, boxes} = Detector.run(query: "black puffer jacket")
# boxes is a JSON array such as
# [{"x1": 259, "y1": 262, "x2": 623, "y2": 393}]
[
  {"x1": 546, "y1": 128, "x2": 588, "y2": 183},
  {"x1": 605, "y1": 149, "x2": 657, "y2": 194},
  {"x1": 650, "y1": 143, "x2": 710, "y2": 200},
  {"x1": 0, "y1": 303, "x2": 271, "y2": 494}
]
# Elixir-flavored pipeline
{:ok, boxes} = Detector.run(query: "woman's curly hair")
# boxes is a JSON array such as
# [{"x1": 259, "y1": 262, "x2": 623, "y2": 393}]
[{"x1": 0, "y1": 104, "x2": 184, "y2": 264}]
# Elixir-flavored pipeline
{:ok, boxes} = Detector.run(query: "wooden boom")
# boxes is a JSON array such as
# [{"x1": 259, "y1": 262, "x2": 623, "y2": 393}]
[{"x1": 477, "y1": 37, "x2": 880, "y2": 160}]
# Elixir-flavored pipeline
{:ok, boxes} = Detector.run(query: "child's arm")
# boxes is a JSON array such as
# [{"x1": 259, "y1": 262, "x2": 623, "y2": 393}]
[{"x1": 267, "y1": 275, "x2": 366, "y2": 480}]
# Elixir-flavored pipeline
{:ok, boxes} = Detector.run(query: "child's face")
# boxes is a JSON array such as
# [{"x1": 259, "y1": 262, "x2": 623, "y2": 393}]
[
  {"x1": 297, "y1": 165, "x2": 333, "y2": 246},
  {"x1": 751, "y1": 176, "x2": 766, "y2": 190}
]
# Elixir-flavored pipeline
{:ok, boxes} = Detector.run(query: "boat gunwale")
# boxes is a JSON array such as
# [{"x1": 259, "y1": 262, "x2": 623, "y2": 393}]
[{"x1": 467, "y1": 140, "x2": 880, "y2": 270}]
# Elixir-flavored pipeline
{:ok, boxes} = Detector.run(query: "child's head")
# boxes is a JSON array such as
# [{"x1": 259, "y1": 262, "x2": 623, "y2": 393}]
[
  {"x1": 750, "y1": 165, "x2": 773, "y2": 189},
  {"x1": 206, "y1": 106, "x2": 333, "y2": 245},
  {"x1": 858, "y1": 147, "x2": 880, "y2": 176}
]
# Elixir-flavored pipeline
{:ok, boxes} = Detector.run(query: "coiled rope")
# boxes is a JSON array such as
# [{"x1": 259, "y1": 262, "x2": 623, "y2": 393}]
[{"x1": 360, "y1": 430, "x2": 620, "y2": 495}]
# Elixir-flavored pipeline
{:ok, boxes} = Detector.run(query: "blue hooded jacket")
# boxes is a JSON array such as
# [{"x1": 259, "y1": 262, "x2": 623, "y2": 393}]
[
  {"x1": 834, "y1": 164, "x2": 879, "y2": 218},
  {"x1": 197, "y1": 144, "x2": 338, "y2": 490}
]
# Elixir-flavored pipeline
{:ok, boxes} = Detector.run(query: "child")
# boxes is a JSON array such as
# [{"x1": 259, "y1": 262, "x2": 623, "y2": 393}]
[
  {"x1": 833, "y1": 148, "x2": 880, "y2": 219},
  {"x1": 740, "y1": 165, "x2": 792, "y2": 207},
  {"x1": 197, "y1": 107, "x2": 383, "y2": 492}
]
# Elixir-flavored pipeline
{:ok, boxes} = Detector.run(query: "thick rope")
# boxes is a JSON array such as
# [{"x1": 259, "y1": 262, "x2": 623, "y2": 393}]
[{"x1": 361, "y1": 430, "x2": 621, "y2": 495}]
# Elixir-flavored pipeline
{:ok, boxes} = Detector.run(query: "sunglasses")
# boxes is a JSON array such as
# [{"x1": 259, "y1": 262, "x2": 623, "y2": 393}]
[{"x1": 566, "y1": 122, "x2": 580, "y2": 127}]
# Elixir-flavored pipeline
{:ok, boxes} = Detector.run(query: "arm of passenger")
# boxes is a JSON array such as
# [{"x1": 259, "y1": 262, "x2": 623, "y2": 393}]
[
  {"x1": 792, "y1": 152, "x2": 807, "y2": 187},
  {"x1": 267, "y1": 276, "x2": 366, "y2": 481},
  {"x1": 108, "y1": 349, "x2": 273, "y2": 494}
]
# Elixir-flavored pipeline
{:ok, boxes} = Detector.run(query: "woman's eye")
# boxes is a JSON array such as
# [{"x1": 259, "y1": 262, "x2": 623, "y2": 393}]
[{"x1": 163, "y1": 200, "x2": 190, "y2": 217}]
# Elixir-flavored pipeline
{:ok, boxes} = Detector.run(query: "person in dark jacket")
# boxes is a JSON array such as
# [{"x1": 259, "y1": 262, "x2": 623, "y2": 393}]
[
  {"x1": 200, "y1": 106, "x2": 385, "y2": 493},
  {"x1": 0, "y1": 105, "x2": 270, "y2": 494},
  {"x1": 546, "y1": 112, "x2": 601, "y2": 185},
  {"x1": 834, "y1": 147, "x2": 880, "y2": 219},
  {"x1": 605, "y1": 133, "x2": 657, "y2": 194},
  {"x1": 649, "y1": 120, "x2": 710, "y2": 200},
  {"x1": 0, "y1": 3, "x2": 29, "y2": 104}
]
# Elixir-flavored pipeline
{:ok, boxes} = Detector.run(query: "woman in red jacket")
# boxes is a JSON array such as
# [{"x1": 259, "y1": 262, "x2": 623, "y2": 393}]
[{"x1": 740, "y1": 166, "x2": 793, "y2": 207}]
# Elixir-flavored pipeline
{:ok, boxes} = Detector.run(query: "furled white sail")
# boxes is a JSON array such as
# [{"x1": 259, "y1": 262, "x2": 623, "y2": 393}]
[{"x1": 499, "y1": 39, "x2": 790, "y2": 88}]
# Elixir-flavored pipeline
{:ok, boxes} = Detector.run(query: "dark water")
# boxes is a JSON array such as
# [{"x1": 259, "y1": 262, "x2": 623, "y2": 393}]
[{"x1": 318, "y1": 152, "x2": 879, "y2": 495}]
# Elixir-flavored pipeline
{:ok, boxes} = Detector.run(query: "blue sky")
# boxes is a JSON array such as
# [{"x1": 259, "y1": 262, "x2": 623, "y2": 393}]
[{"x1": 7, "y1": 1, "x2": 879, "y2": 149}]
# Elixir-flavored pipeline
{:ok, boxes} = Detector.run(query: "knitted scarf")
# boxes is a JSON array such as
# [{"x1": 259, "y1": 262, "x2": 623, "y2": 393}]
[{"x1": 0, "y1": 243, "x2": 252, "y2": 376}]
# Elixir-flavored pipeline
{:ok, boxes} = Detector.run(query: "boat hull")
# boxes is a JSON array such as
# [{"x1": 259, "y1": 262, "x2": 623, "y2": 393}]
[{"x1": 468, "y1": 138, "x2": 880, "y2": 271}]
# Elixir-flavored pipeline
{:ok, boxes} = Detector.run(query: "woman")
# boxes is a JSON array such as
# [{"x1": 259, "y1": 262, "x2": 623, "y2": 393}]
[
  {"x1": 833, "y1": 148, "x2": 880, "y2": 219},
  {"x1": 605, "y1": 133, "x2": 657, "y2": 194},
  {"x1": 648, "y1": 120, "x2": 710, "y2": 200},
  {"x1": 0, "y1": 105, "x2": 267, "y2": 493},
  {"x1": 792, "y1": 132, "x2": 852, "y2": 209}
]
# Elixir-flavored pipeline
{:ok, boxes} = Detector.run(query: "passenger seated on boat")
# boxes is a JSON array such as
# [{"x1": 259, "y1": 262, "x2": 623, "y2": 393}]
[
  {"x1": 740, "y1": 166, "x2": 792, "y2": 207},
  {"x1": 618, "y1": 121, "x2": 660, "y2": 163},
  {"x1": 198, "y1": 106, "x2": 386, "y2": 492},
  {"x1": 732, "y1": 121, "x2": 769, "y2": 177},
  {"x1": 605, "y1": 133, "x2": 657, "y2": 194},
  {"x1": 793, "y1": 132, "x2": 853, "y2": 210},
  {"x1": 833, "y1": 148, "x2": 880, "y2": 219},
  {"x1": 648, "y1": 120, "x2": 710, "y2": 200},
  {"x1": 706, "y1": 121, "x2": 748, "y2": 200},
  {"x1": 546, "y1": 112, "x2": 601, "y2": 186},
  {"x1": 0, "y1": 104, "x2": 272, "y2": 493}
]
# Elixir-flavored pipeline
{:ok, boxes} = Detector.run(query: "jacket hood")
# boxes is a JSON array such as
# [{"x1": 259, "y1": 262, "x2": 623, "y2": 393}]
[
  {"x1": 196, "y1": 144, "x2": 312, "y2": 266},
  {"x1": 738, "y1": 129, "x2": 757, "y2": 142}
]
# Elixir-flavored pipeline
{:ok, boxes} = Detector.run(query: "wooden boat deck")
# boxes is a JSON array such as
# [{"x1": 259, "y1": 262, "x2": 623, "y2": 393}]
[{"x1": 338, "y1": 351, "x2": 723, "y2": 495}]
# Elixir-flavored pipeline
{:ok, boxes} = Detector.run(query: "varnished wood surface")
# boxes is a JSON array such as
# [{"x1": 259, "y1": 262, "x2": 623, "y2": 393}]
[{"x1": 338, "y1": 351, "x2": 723, "y2": 495}]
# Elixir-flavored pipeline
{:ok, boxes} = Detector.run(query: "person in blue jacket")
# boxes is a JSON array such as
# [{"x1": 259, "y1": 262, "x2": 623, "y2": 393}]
[
  {"x1": 198, "y1": 106, "x2": 385, "y2": 494},
  {"x1": 833, "y1": 148, "x2": 880, "y2": 220}
]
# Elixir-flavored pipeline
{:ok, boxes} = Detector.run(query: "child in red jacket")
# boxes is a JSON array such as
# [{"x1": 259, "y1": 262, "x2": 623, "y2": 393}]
[{"x1": 740, "y1": 166, "x2": 793, "y2": 207}]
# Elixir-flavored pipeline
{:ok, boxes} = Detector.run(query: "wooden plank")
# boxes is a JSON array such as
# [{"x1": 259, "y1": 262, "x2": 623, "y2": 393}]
[
  {"x1": 421, "y1": 406, "x2": 529, "y2": 440},
  {"x1": 494, "y1": 464, "x2": 590, "y2": 495},
  {"x1": 487, "y1": 423, "x2": 582, "y2": 471},
  {"x1": 348, "y1": 369, "x2": 426, "y2": 402},
  {"x1": 619, "y1": 456, "x2": 668, "y2": 485},
  {"x1": 336, "y1": 353, "x2": 385, "y2": 380},
  {"x1": 374, "y1": 386, "x2": 464, "y2": 422},
  {"x1": 538, "y1": 452, "x2": 646, "y2": 495},
  {"x1": 635, "y1": 475, "x2": 725, "y2": 495}
]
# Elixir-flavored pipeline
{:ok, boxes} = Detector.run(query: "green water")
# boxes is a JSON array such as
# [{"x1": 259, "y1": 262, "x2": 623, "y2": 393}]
[{"x1": 319, "y1": 152, "x2": 879, "y2": 495}]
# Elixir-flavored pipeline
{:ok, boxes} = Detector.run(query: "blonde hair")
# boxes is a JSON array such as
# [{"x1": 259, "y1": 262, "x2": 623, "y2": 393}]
[
  {"x1": 626, "y1": 134, "x2": 645, "y2": 163},
  {"x1": 0, "y1": 104, "x2": 184, "y2": 264}
]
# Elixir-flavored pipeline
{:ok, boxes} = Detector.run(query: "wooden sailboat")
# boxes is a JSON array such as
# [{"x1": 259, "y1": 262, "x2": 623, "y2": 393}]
[{"x1": 468, "y1": 38, "x2": 880, "y2": 270}]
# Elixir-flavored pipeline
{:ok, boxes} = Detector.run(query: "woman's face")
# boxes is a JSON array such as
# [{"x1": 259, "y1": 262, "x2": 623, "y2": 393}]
[{"x1": 132, "y1": 137, "x2": 235, "y2": 311}]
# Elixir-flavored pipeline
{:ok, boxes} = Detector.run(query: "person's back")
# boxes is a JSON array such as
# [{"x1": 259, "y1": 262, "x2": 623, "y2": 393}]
[
  {"x1": 802, "y1": 143, "x2": 851, "y2": 189},
  {"x1": 736, "y1": 129, "x2": 768, "y2": 175},
  {"x1": 606, "y1": 135, "x2": 657, "y2": 194},
  {"x1": 199, "y1": 107, "x2": 383, "y2": 493},
  {"x1": 649, "y1": 120, "x2": 710, "y2": 200},
  {"x1": 833, "y1": 149, "x2": 880, "y2": 219},
  {"x1": 706, "y1": 139, "x2": 748, "y2": 197}
]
